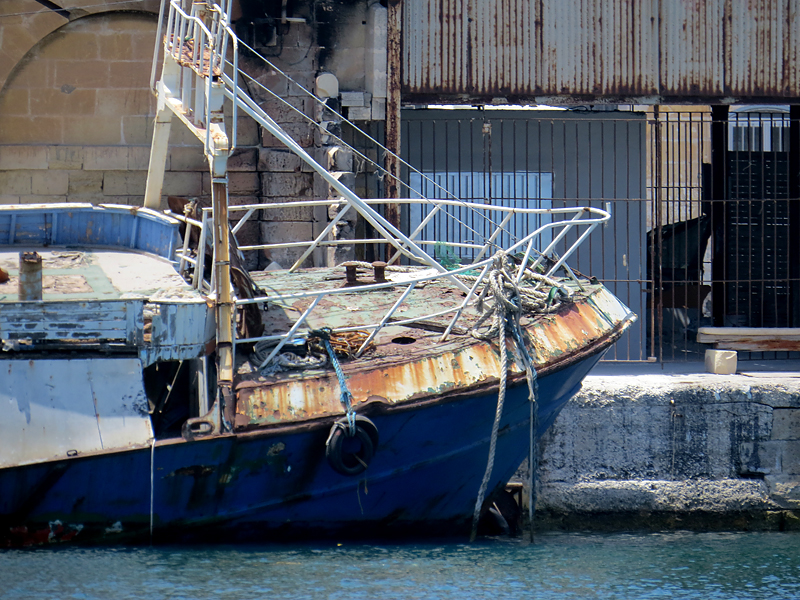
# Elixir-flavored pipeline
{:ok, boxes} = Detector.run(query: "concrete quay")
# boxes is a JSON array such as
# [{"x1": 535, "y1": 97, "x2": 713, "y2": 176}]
[{"x1": 532, "y1": 360, "x2": 800, "y2": 531}]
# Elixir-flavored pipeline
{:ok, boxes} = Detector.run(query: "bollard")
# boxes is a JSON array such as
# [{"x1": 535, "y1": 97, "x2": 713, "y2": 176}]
[
  {"x1": 343, "y1": 262, "x2": 359, "y2": 286},
  {"x1": 372, "y1": 261, "x2": 387, "y2": 283},
  {"x1": 18, "y1": 251, "x2": 43, "y2": 301}
]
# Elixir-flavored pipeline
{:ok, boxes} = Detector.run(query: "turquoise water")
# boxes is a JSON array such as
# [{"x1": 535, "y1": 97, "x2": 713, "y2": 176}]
[{"x1": 3, "y1": 532, "x2": 800, "y2": 599}]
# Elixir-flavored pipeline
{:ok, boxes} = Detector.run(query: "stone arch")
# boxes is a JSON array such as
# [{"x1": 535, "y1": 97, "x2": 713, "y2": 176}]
[
  {"x1": 0, "y1": 1, "x2": 161, "y2": 93},
  {"x1": 0, "y1": 11, "x2": 158, "y2": 145},
  {"x1": 0, "y1": 8, "x2": 205, "y2": 208}
]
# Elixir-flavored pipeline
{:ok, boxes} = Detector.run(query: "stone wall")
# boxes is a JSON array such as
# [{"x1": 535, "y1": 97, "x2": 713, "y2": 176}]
[
  {"x1": 0, "y1": 9, "x2": 269, "y2": 269},
  {"x1": 0, "y1": 12, "x2": 168, "y2": 205},
  {"x1": 0, "y1": 0, "x2": 384, "y2": 270},
  {"x1": 531, "y1": 371, "x2": 800, "y2": 530}
]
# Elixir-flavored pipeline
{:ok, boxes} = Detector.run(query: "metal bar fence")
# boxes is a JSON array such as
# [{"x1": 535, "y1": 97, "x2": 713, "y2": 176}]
[{"x1": 341, "y1": 107, "x2": 800, "y2": 362}]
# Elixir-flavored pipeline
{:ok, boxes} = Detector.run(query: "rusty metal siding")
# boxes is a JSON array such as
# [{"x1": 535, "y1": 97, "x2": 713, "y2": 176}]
[
  {"x1": 538, "y1": 0, "x2": 658, "y2": 96},
  {"x1": 404, "y1": 0, "x2": 539, "y2": 96},
  {"x1": 403, "y1": 0, "x2": 800, "y2": 102},
  {"x1": 727, "y1": 0, "x2": 793, "y2": 97},
  {"x1": 660, "y1": 0, "x2": 725, "y2": 97}
]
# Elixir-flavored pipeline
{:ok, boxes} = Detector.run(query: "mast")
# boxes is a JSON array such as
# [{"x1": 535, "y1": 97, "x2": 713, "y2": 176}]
[{"x1": 145, "y1": 0, "x2": 237, "y2": 434}]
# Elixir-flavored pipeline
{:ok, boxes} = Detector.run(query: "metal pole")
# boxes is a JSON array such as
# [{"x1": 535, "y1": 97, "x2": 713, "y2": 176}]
[
  {"x1": 710, "y1": 106, "x2": 729, "y2": 328},
  {"x1": 653, "y1": 105, "x2": 663, "y2": 363},
  {"x1": 385, "y1": 0, "x2": 403, "y2": 260},
  {"x1": 789, "y1": 105, "x2": 800, "y2": 327},
  {"x1": 213, "y1": 177, "x2": 234, "y2": 425}
]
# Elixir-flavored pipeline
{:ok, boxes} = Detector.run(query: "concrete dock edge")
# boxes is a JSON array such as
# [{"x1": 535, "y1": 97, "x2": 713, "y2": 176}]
[{"x1": 527, "y1": 361, "x2": 800, "y2": 531}]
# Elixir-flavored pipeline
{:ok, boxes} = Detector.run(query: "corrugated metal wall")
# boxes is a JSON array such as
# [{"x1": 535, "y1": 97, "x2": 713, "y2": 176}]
[{"x1": 402, "y1": 0, "x2": 800, "y2": 103}]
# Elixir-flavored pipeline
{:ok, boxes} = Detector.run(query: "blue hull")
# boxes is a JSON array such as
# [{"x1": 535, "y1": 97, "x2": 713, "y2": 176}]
[{"x1": 0, "y1": 350, "x2": 604, "y2": 546}]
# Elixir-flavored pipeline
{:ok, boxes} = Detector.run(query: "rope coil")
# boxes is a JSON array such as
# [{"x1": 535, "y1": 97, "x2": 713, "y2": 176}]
[
  {"x1": 469, "y1": 251, "x2": 544, "y2": 542},
  {"x1": 311, "y1": 328, "x2": 356, "y2": 436},
  {"x1": 467, "y1": 252, "x2": 571, "y2": 343},
  {"x1": 308, "y1": 329, "x2": 372, "y2": 359}
]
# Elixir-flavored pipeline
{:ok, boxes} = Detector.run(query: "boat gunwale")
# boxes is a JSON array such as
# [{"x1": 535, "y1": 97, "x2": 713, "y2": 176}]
[{"x1": 230, "y1": 310, "x2": 635, "y2": 434}]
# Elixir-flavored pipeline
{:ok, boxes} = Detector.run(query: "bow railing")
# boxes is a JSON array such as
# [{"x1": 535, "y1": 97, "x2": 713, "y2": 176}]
[
  {"x1": 152, "y1": 0, "x2": 612, "y2": 370},
  {"x1": 170, "y1": 201, "x2": 610, "y2": 367}
]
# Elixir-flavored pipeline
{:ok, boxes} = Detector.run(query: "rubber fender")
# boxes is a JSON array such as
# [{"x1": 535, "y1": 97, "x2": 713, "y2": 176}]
[
  {"x1": 353, "y1": 415, "x2": 379, "y2": 448},
  {"x1": 326, "y1": 416, "x2": 379, "y2": 476}
]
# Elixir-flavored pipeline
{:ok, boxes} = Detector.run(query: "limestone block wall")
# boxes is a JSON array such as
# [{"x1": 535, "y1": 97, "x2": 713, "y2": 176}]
[
  {"x1": 239, "y1": 0, "x2": 383, "y2": 268},
  {"x1": 0, "y1": 9, "x2": 307, "y2": 270},
  {"x1": 241, "y1": 32, "x2": 323, "y2": 269},
  {"x1": 0, "y1": 0, "x2": 384, "y2": 271},
  {"x1": 533, "y1": 373, "x2": 800, "y2": 529},
  {"x1": 0, "y1": 11, "x2": 238, "y2": 213}
]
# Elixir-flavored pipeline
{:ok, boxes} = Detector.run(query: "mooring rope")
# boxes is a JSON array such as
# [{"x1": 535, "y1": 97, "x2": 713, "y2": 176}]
[
  {"x1": 465, "y1": 257, "x2": 570, "y2": 338},
  {"x1": 469, "y1": 318, "x2": 511, "y2": 542},
  {"x1": 469, "y1": 251, "x2": 543, "y2": 542},
  {"x1": 510, "y1": 313, "x2": 540, "y2": 543},
  {"x1": 149, "y1": 436, "x2": 155, "y2": 545},
  {"x1": 311, "y1": 328, "x2": 356, "y2": 436},
  {"x1": 528, "y1": 386, "x2": 538, "y2": 542}
]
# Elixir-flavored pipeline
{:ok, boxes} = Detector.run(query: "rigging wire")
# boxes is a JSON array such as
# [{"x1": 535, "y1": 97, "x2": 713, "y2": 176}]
[
  {"x1": 229, "y1": 40, "x2": 519, "y2": 239},
  {"x1": 231, "y1": 62, "x2": 509, "y2": 253},
  {"x1": 235, "y1": 39, "x2": 459, "y2": 202},
  {"x1": 227, "y1": 45, "x2": 513, "y2": 250}
]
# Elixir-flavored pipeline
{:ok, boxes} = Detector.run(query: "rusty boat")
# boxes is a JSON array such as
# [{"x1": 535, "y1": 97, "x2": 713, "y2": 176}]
[{"x1": 0, "y1": 0, "x2": 635, "y2": 546}]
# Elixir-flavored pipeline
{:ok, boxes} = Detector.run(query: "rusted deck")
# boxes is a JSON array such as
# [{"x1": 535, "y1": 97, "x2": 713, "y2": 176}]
[
  {"x1": 0, "y1": 248, "x2": 201, "y2": 302},
  {"x1": 234, "y1": 267, "x2": 635, "y2": 428}
]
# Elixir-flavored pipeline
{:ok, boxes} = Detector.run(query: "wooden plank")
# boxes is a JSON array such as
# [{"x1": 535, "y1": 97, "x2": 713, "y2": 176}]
[{"x1": 697, "y1": 327, "x2": 800, "y2": 351}]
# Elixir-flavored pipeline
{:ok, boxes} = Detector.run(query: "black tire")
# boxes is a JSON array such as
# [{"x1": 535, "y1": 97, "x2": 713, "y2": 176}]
[
  {"x1": 354, "y1": 415, "x2": 379, "y2": 448},
  {"x1": 326, "y1": 421, "x2": 376, "y2": 476}
]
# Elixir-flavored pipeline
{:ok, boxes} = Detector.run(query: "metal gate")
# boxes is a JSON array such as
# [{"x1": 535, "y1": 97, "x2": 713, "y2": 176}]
[
  {"x1": 650, "y1": 107, "x2": 799, "y2": 361},
  {"x1": 344, "y1": 106, "x2": 800, "y2": 362},
  {"x1": 398, "y1": 107, "x2": 648, "y2": 361}
]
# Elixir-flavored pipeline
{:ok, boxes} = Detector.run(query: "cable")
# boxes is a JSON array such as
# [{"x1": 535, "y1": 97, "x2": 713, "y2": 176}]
[{"x1": 228, "y1": 48, "x2": 512, "y2": 249}]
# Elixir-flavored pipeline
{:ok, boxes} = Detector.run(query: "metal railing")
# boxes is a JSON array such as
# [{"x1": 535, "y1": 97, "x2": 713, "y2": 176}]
[
  {"x1": 170, "y1": 200, "x2": 609, "y2": 368},
  {"x1": 152, "y1": 0, "x2": 238, "y2": 157},
  {"x1": 230, "y1": 201, "x2": 609, "y2": 367},
  {"x1": 650, "y1": 108, "x2": 800, "y2": 362}
]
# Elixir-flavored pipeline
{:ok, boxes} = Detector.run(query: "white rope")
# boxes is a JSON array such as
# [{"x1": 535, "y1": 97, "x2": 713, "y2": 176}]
[
  {"x1": 528, "y1": 388, "x2": 538, "y2": 542},
  {"x1": 470, "y1": 320, "x2": 510, "y2": 542},
  {"x1": 464, "y1": 255, "x2": 570, "y2": 342}
]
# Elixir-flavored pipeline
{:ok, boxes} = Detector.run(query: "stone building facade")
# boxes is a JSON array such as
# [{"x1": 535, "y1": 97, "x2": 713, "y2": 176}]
[{"x1": 0, "y1": 0, "x2": 385, "y2": 269}]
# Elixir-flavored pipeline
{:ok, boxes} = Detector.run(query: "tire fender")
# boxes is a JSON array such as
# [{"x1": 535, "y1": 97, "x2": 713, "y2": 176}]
[{"x1": 325, "y1": 416, "x2": 379, "y2": 476}]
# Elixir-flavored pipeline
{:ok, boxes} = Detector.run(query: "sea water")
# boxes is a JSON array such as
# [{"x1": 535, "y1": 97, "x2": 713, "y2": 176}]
[{"x1": 2, "y1": 531, "x2": 800, "y2": 599}]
